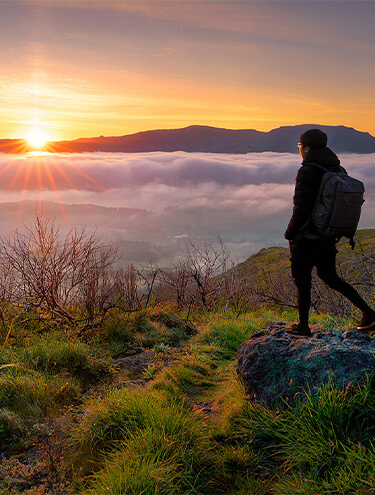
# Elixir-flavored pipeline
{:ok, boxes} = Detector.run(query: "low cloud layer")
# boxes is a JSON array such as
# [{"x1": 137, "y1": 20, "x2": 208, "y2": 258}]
[
  {"x1": 0, "y1": 151, "x2": 374, "y2": 263},
  {"x1": 0, "y1": 151, "x2": 298, "y2": 193}
]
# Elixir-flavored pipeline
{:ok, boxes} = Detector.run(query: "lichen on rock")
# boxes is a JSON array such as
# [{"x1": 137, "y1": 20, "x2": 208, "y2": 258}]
[{"x1": 236, "y1": 321, "x2": 375, "y2": 405}]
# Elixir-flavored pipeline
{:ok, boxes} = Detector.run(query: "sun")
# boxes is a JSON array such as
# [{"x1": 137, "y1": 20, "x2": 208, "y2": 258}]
[{"x1": 26, "y1": 128, "x2": 49, "y2": 149}]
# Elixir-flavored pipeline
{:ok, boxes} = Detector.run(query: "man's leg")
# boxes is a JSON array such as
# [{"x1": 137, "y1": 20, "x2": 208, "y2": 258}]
[
  {"x1": 297, "y1": 284, "x2": 311, "y2": 328},
  {"x1": 290, "y1": 239, "x2": 314, "y2": 329},
  {"x1": 315, "y1": 240, "x2": 375, "y2": 328}
]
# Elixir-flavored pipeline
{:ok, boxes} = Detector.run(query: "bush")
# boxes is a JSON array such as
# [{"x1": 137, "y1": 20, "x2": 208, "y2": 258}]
[
  {"x1": 0, "y1": 409, "x2": 24, "y2": 446},
  {"x1": 117, "y1": 308, "x2": 197, "y2": 348},
  {"x1": 150, "y1": 309, "x2": 196, "y2": 335},
  {"x1": 101, "y1": 314, "x2": 133, "y2": 354},
  {"x1": 0, "y1": 373, "x2": 81, "y2": 422},
  {"x1": 20, "y1": 332, "x2": 114, "y2": 386}
]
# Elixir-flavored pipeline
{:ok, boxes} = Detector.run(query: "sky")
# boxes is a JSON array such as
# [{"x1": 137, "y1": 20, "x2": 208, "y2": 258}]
[
  {"x1": 0, "y1": 151, "x2": 374, "y2": 263},
  {"x1": 0, "y1": 0, "x2": 374, "y2": 141}
]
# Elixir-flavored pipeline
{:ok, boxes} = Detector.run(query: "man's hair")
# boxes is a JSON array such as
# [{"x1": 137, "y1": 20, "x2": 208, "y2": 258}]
[{"x1": 299, "y1": 129, "x2": 327, "y2": 149}]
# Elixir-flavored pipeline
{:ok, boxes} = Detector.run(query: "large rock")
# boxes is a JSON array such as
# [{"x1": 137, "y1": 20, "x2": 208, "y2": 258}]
[{"x1": 236, "y1": 322, "x2": 375, "y2": 405}]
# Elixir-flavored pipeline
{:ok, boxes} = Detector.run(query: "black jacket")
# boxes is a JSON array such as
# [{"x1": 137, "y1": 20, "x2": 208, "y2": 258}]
[{"x1": 284, "y1": 147, "x2": 341, "y2": 241}]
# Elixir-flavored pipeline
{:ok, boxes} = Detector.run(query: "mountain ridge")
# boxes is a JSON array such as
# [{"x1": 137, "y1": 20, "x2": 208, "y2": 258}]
[{"x1": 1, "y1": 124, "x2": 375, "y2": 154}]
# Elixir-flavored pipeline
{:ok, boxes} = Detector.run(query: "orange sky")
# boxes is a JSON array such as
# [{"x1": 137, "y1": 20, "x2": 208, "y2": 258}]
[{"x1": 1, "y1": 1, "x2": 374, "y2": 141}]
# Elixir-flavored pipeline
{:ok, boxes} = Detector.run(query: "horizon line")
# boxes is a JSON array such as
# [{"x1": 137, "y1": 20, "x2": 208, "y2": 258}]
[{"x1": 1, "y1": 122, "x2": 374, "y2": 143}]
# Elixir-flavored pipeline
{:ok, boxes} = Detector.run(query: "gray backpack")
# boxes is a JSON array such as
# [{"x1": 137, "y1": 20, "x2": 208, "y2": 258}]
[{"x1": 310, "y1": 163, "x2": 365, "y2": 249}]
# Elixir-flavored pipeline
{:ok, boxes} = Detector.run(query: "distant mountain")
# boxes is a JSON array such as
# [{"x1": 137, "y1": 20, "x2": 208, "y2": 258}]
[
  {"x1": 2, "y1": 124, "x2": 375, "y2": 154},
  {"x1": 0, "y1": 138, "x2": 30, "y2": 154}
]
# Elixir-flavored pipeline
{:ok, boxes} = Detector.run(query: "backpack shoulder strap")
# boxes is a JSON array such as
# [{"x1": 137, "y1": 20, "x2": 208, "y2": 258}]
[
  {"x1": 307, "y1": 162, "x2": 346, "y2": 174},
  {"x1": 306, "y1": 162, "x2": 331, "y2": 204}
]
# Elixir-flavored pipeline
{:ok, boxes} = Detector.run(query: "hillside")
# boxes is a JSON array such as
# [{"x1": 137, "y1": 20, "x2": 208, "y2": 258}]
[
  {"x1": 2, "y1": 124, "x2": 375, "y2": 154},
  {"x1": 238, "y1": 228, "x2": 375, "y2": 275},
  {"x1": 1, "y1": 223, "x2": 375, "y2": 493},
  {"x1": 233, "y1": 228, "x2": 375, "y2": 313}
]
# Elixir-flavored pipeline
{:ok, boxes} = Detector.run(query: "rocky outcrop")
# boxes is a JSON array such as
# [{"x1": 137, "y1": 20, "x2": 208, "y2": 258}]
[{"x1": 236, "y1": 322, "x2": 375, "y2": 405}]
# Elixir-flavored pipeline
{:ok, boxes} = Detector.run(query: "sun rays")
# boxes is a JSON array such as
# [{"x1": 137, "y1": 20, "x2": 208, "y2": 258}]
[{"x1": 0, "y1": 152, "x2": 119, "y2": 232}]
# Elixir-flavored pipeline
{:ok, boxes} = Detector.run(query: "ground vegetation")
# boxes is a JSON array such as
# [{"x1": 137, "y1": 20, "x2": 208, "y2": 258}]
[{"x1": 1, "y1": 222, "x2": 375, "y2": 493}]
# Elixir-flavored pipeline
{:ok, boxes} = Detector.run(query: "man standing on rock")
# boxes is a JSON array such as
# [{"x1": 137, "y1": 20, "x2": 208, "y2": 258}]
[{"x1": 284, "y1": 128, "x2": 375, "y2": 338}]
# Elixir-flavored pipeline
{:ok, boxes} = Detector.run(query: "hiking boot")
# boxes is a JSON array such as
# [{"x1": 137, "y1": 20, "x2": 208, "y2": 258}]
[
  {"x1": 356, "y1": 311, "x2": 375, "y2": 331},
  {"x1": 286, "y1": 323, "x2": 312, "y2": 338}
]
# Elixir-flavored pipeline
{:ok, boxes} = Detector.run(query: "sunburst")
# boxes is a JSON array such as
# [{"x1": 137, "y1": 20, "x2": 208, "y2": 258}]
[{"x1": 25, "y1": 128, "x2": 49, "y2": 149}]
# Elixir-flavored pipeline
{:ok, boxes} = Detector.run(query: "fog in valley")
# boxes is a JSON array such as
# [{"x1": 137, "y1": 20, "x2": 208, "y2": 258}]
[{"x1": 0, "y1": 151, "x2": 374, "y2": 265}]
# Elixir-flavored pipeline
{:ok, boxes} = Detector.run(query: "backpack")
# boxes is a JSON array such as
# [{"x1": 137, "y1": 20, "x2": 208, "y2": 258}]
[{"x1": 309, "y1": 163, "x2": 365, "y2": 249}]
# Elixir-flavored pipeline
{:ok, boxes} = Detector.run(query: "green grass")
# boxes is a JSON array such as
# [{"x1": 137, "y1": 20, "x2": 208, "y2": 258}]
[
  {"x1": 98, "y1": 307, "x2": 197, "y2": 352},
  {"x1": 0, "y1": 371, "x2": 82, "y2": 448},
  {"x1": 69, "y1": 388, "x2": 183, "y2": 462},
  {"x1": 3, "y1": 306, "x2": 375, "y2": 493},
  {"x1": 197, "y1": 314, "x2": 255, "y2": 360},
  {"x1": 80, "y1": 425, "x2": 214, "y2": 495},
  {"x1": 0, "y1": 329, "x2": 116, "y2": 450},
  {"x1": 0, "y1": 372, "x2": 81, "y2": 416},
  {"x1": 19, "y1": 331, "x2": 114, "y2": 386},
  {"x1": 222, "y1": 373, "x2": 375, "y2": 494},
  {"x1": 69, "y1": 387, "x2": 220, "y2": 493},
  {"x1": 81, "y1": 421, "x2": 217, "y2": 494},
  {"x1": 67, "y1": 310, "x2": 278, "y2": 494}
]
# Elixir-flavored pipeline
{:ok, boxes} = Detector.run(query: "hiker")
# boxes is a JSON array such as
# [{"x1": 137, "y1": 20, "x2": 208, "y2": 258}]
[{"x1": 284, "y1": 128, "x2": 375, "y2": 338}]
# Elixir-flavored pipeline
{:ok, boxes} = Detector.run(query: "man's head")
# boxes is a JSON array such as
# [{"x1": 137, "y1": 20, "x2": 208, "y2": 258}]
[{"x1": 298, "y1": 128, "x2": 327, "y2": 159}]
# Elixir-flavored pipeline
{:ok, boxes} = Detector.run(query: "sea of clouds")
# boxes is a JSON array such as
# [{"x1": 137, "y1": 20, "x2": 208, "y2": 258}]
[{"x1": 0, "y1": 151, "x2": 374, "y2": 263}]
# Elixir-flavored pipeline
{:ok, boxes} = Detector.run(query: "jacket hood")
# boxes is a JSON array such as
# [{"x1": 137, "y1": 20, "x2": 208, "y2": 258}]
[{"x1": 302, "y1": 147, "x2": 340, "y2": 171}]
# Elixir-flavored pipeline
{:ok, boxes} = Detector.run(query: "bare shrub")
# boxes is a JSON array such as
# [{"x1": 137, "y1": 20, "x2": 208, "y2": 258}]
[
  {"x1": 250, "y1": 238, "x2": 375, "y2": 320},
  {"x1": 157, "y1": 262, "x2": 195, "y2": 313},
  {"x1": 311, "y1": 238, "x2": 375, "y2": 319},
  {"x1": 112, "y1": 264, "x2": 140, "y2": 312},
  {"x1": 0, "y1": 259, "x2": 18, "y2": 330},
  {"x1": 0, "y1": 215, "x2": 118, "y2": 328},
  {"x1": 158, "y1": 235, "x2": 233, "y2": 315},
  {"x1": 247, "y1": 247, "x2": 297, "y2": 310},
  {"x1": 109, "y1": 263, "x2": 159, "y2": 314},
  {"x1": 220, "y1": 262, "x2": 255, "y2": 316}
]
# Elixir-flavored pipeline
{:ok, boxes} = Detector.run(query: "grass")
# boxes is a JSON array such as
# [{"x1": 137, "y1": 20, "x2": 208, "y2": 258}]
[
  {"x1": 196, "y1": 314, "x2": 255, "y2": 359},
  {"x1": 2, "y1": 307, "x2": 375, "y2": 493},
  {"x1": 0, "y1": 369, "x2": 82, "y2": 448},
  {"x1": 64, "y1": 309, "x2": 275, "y2": 493},
  {"x1": 223, "y1": 373, "x2": 375, "y2": 494},
  {"x1": 72, "y1": 389, "x2": 218, "y2": 494},
  {"x1": 20, "y1": 331, "x2": 115, "y2": 386},
  {"x1": 0, "y1": 327, "x2": 115, "y2": 451},
  {"x1": 97, "y1": 307, "x2": 197, "y2": 355}
]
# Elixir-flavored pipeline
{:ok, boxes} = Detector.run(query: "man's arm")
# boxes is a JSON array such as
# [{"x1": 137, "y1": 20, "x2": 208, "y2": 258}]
[{"x1": 284, "y1": 165, "x2": 322, "y2": 241}]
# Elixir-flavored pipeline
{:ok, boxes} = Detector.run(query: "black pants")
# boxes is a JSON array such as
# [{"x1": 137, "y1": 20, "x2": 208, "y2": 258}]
[{"x1": 291, "y1": 237, "x2": 371, "y2": 326}]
